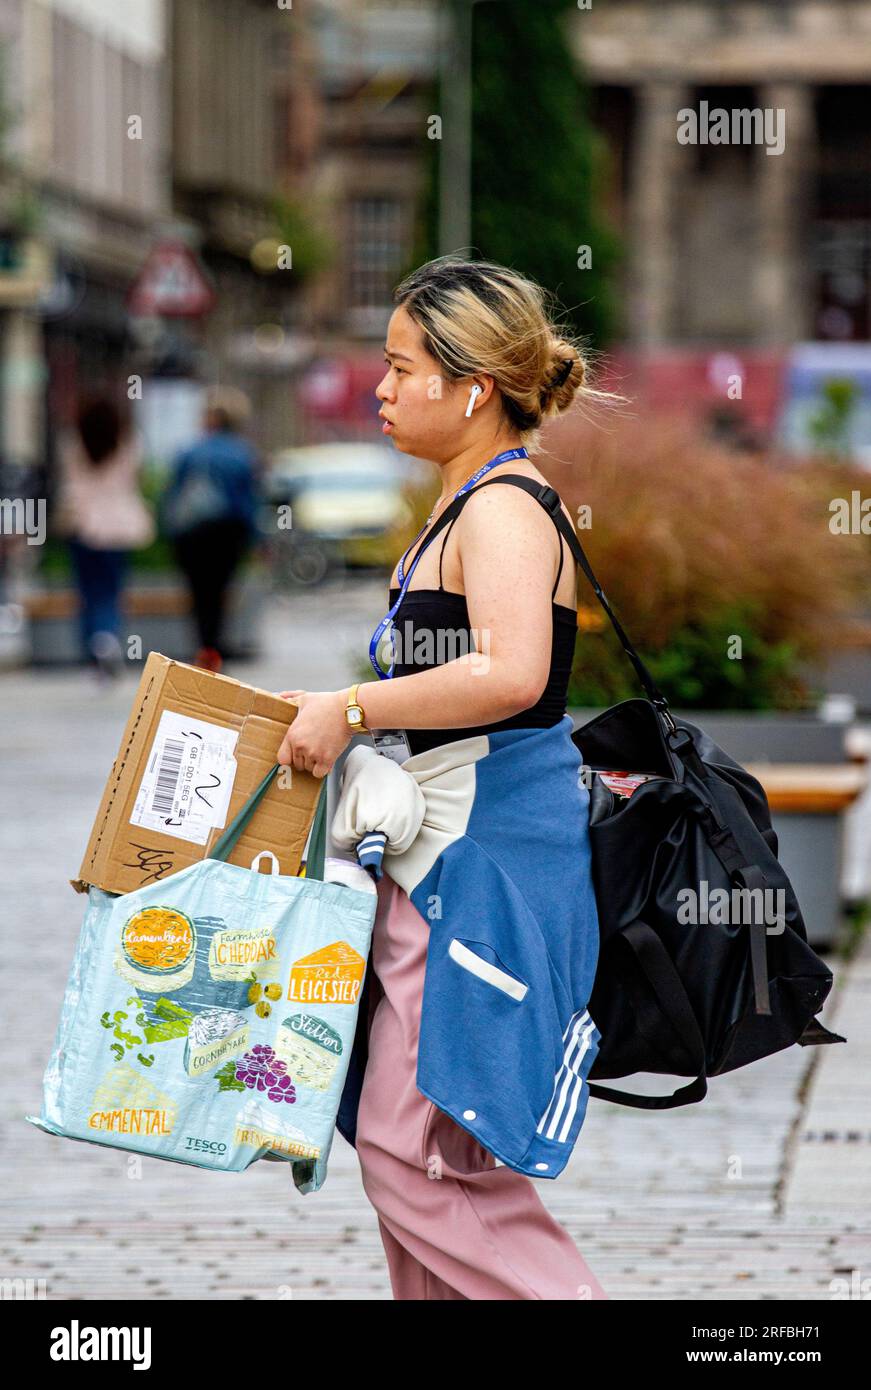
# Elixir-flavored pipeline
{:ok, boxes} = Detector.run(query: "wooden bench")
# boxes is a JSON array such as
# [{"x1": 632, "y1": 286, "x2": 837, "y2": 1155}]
[
  {"x1": 745, "y1": 762, "x2": 867, "y2": 814},
  {"x1": 745, "y1": 761, "x2": 868, "y2": 949},
  {"x1": 24, "y1": 582, "x2": 260, "y2": 664},
  {"x1": 24, "y1": 587, "x2": 192, "y2": 620}
]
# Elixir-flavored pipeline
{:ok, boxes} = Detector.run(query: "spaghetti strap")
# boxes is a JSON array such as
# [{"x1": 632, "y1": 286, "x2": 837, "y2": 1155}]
[
  {"x1": 438, "y1": 514, "x2": 461, "y2": 591},
  {"x1": 399, "y1": 475, "x2": 571, "y2": 598},
  {"x1": 437, "y1": 480, "x2": 568, "y2": 596}
]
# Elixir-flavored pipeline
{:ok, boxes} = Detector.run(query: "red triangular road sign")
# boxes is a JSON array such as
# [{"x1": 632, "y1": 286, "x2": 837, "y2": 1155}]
[{"x1": 128, "y1": 241, "x2": 216, "y2": 318}]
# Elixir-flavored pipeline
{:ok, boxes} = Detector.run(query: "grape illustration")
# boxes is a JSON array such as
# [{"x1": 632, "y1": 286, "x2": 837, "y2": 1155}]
[{"x1": 235, "y1": 1045, "x2": 297, "y2": 1104}]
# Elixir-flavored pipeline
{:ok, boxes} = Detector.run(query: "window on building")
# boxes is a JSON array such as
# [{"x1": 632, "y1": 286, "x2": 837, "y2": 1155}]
[
  {"x1": 274, "y1": 92, "x2": 293, "y2": 174},
  {"x1": 347, "y1": 196, "x2": 407, "y2": 316},
  {"x1": 814, "y1": 84, "x2": 871, "y2": 341}
]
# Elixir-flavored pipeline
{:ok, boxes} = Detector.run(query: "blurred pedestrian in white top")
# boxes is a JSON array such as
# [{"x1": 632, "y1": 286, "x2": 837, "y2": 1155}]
[{"x1": 56, "y1": 394, "x2": 155, "y2": 678}]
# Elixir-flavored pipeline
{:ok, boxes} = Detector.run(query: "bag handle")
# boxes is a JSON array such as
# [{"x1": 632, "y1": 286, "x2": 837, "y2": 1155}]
[
  {"x1": 403, "y1": 472, "x2": 675, "y2": 729},
  {"x1": 586, "y1": 918, "x2": 709, "y2": 1110},
  {"x1": 208, "y1": 765, "x2": 328, "y2": 881},
  {"x1": 302, "y1": 779, "x2": 328, "y2": 882}
]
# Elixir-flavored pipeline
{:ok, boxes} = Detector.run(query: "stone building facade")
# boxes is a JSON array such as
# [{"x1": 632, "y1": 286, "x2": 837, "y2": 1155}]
[
  {"x1": 307, "y1": 1, "x2": 871, "y2": 353},
  {"x1": 576, "y1": 0, "x2": 871, "y2": 346}
]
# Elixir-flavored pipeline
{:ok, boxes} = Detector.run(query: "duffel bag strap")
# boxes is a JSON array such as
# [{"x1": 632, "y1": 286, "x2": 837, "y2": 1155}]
[
  {"x1": 687, "y1": 781, "x2": 773, "y2": 1017},
  {"x1": 208, "y1": 766, "x2": 328, "y2": 881},
  {"x1": 469, "y1": 474, "x2": 676, "y2": 727},
  {"x1": 587, "y1": 919, "x2": 709, "y2": 1110},
  {"x1": 733, "y1": 863, "x2": 773, "y2": 1016}
]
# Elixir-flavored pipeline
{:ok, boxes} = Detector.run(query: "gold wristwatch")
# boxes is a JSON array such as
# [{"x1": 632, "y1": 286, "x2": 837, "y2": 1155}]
[{"x1": 344, "y1": 683, "x2": 370, "y2": 734}]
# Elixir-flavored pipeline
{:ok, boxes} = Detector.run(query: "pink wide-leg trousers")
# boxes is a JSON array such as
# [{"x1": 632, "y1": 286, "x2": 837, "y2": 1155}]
[{"x1": 354, "y1": 870, "x2": 608, "y2": 1301}]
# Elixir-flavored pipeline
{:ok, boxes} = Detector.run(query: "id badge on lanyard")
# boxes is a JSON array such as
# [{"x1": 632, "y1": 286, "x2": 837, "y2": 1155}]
[{"x1": 371, "y1": 729, "x2": 412, "y2": 765}]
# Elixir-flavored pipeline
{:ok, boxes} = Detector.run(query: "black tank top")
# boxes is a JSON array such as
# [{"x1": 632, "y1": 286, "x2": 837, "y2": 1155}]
[{"x1": 386, "y1": 489, "x2": 578, "y2": 756}]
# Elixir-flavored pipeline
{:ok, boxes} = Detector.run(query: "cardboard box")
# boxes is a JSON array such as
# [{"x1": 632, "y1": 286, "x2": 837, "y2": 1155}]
[{"x1": 73, "y1": 651, "x2": 321, "y2": 895}]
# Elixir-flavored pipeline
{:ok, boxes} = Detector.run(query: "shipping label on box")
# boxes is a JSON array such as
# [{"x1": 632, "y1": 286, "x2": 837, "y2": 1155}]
[{"x1": 131, "y1": 710, "x2": 239, "y2": 844}]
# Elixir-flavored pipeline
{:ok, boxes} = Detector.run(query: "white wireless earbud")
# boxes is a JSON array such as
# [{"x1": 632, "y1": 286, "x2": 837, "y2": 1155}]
[{"x1": 465, "y1": 384, "x2": 482, "y2": 418}]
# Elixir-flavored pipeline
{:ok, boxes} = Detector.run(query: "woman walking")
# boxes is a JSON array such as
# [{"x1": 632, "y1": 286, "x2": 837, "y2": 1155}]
[
  {"x1": 57, "y1": 393, "x2": 155, "y2": 679},
  {"x1": 277, "y1": 256, "x2": 611, "y2": 1300}
]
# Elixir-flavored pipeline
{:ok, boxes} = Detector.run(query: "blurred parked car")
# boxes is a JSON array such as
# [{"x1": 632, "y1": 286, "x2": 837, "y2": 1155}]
[{"x1": 262, "y1": 442, "x2": 433, "y2": 586}]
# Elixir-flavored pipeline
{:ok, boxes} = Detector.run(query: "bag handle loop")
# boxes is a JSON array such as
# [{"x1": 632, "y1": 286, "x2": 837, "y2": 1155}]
[
  {"x1": 208, "y1": 765, "x2": 328, "y2": 881},
  {"x1": 586, "y1": 918, "x2": 709, "y2": 1109}
]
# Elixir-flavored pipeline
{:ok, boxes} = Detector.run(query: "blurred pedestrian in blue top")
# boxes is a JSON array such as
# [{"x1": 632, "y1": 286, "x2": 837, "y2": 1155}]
[{"x1": 162, "y1": 386, "x2": 261, "y2": 672}]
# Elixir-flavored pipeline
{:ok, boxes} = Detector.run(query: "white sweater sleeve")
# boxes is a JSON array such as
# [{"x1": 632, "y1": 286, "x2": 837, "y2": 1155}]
[{"x1": 330, "y1": 744, "x2": 426, "y2": 854}]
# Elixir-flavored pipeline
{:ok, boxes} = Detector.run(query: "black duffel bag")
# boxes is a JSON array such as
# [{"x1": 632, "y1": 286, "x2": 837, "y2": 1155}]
[{"x1": 484, "y1": 475, "x2": 847, "y2": 1110}]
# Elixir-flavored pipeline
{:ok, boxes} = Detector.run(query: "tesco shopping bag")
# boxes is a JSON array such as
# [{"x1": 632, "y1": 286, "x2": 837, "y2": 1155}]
[{"x1": 26, "y1": 768, "x2": 377, "y2": 1195}]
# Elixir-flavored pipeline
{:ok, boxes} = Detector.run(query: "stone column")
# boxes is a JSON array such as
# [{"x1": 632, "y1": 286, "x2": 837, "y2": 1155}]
[
  {"x1": 628, "y1": 81, "x2": 692, "y2": 347},
  {"x1": 754, "y1": 82, "x2": 816, "y2": 345}
]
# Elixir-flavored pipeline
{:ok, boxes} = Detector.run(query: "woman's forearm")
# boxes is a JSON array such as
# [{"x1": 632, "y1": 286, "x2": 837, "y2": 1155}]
[{"x1": 354, "y1": 654, "x2": 540, "y2": 731}]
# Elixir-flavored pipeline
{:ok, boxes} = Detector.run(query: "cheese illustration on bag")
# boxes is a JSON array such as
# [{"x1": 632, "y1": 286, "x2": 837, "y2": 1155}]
[
  {"x1": 89, "y1": 1062, "x2": 178, "y2": 1137},
  {"x1": 234, "y1": 1100, "x2": 321, "y2": 1159},
  {"x1": 209, "y1": 925, "x2": 281, "y2": 982},
  {"x1": 288, "y1": 943, "x2": 366, "y2": 1005},
  {"x1": 274, "y1": 1014, "x2": 343, "y2": 1091},
  {"x1": 116, "y1": 906, "x2": 197, "y2": 992},
  {"x1": 184, "y1": 1008, "x2": 250, "y2": 1077}
]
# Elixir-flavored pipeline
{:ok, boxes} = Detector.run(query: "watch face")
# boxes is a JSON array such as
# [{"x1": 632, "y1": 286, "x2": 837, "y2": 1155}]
[{"x1": 347, "y1": 707, "x2": 363, "y2": 725}]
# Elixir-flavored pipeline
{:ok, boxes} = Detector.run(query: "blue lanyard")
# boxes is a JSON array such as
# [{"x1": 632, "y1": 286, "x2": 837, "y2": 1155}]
[{"x1": 368, "y1": 446, "x2": 529, "y2": 680}]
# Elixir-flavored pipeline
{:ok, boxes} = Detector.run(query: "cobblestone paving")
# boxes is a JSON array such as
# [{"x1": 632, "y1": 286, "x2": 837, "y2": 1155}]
[{"x1": 3, "y1": 580, "x2": 868, "y2": 1300}]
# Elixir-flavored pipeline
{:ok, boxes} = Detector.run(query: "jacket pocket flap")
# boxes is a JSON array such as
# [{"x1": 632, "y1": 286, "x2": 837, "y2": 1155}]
[{"x1": 448, "y1": 938, "x2": 529, "y2": 1001}]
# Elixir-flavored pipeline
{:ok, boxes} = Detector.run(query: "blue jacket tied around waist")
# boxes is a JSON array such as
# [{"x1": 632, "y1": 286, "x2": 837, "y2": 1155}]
[{"x1": 332, "y1": 715, "x2": 603, "y2": 1180}]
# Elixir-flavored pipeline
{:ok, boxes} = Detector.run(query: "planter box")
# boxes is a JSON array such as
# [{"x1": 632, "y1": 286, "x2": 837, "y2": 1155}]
[
  {"x1": 24, "y1": 575, "x2": 265, "y2": 666},
  {"x1": 746, "y1": 762, "x2": 867, "y2": 951},
  {"x1": 799, "y1": 615, "x2": 871, "y2": 718}
]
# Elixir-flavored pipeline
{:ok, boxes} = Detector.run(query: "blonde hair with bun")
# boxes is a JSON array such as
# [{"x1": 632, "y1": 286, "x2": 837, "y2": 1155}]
[{"x1": 393, "y1": 255, "x2": 623, "y2": 450}]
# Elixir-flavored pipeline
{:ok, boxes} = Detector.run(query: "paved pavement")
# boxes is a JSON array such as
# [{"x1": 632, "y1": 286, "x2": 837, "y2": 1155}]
[{"x1": 3, "y1": 580, "x2": 870, "y2": 1300}]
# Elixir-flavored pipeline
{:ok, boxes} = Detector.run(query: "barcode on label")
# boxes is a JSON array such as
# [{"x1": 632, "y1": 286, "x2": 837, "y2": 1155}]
[{"x1": 151, "y1": 738, "x2": 185, "y2": 815}]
